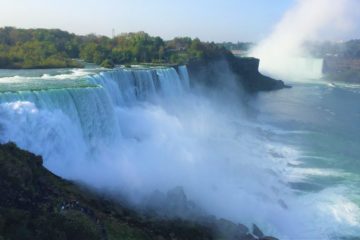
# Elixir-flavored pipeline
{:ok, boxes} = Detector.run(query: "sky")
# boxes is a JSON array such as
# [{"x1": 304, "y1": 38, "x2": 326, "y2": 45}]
[{"x1": 0, "y1": 0, "x2": 358, "y2": 42}]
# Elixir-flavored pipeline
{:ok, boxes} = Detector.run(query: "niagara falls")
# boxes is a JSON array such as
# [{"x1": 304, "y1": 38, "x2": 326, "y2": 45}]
[{"x1": 0, "y1": 0, "x2": 360, "y2": 239}]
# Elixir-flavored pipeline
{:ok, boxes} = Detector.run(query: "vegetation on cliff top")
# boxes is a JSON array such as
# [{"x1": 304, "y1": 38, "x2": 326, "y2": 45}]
[
  {"x1": 0, "y1": 27, "x2": 230, "y2": 69},
  {"x1": 0, "y1": 27, "x2": 287, "y2": 91}
]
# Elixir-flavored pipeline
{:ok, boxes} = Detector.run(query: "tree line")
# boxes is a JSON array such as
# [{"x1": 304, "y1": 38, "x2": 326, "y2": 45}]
[{"x1": 0, "y1": 27, "x2": 230, "y2": 69}]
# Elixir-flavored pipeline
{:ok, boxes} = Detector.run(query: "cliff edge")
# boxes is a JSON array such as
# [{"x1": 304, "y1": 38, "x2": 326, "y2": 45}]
[
  {"x1": 323, "y1": 56, "x2": 360, "y2": 83},
  {"x1": 187, "y1": 55, "x2": 288, "y2": 92}
]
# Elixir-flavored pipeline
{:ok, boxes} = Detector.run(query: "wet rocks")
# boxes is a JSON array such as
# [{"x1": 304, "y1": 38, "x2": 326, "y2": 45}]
[{"x1": 253, "y1": 224, "x2": 264, "y2": 238}]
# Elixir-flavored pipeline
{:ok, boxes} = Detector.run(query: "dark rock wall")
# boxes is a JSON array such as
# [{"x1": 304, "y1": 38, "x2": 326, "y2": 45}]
[
  {"x1": 323, "y1": 57, "x2": 360, "y2": 83},
  {"x1": 186, "y1": 56, "x2": 288, "y2": 93},
  {"x1": 0, "y1": 143, "x2": 278, "y2": 240},
  {"x1": 0, "y1": 143, "x2": 213, "y2": 240}
]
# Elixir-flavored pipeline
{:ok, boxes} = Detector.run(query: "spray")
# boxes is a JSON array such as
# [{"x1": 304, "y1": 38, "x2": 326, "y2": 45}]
[{"x1": 251, "y1": 0, "x2": 356, "y2": 81}]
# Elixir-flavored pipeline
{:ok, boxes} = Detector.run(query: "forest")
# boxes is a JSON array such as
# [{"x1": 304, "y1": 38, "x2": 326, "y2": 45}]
[{"x1": 0, "y1": 27, "x2": 230, "y2": 69}]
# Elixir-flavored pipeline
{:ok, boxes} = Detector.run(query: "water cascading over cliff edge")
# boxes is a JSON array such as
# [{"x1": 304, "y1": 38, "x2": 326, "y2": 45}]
[{"x1": 0, "y1": 66, "x2": 354, "y2": 239}]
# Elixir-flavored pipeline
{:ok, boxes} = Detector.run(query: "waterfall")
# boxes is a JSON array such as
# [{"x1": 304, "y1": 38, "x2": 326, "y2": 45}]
[
  {"x1": 88, "y1": 67, "x2": 189, "y2": 106},
  {"x1": 0, "y1": 65, "x2": 288, "y2": 236},
  {"x1": 0, "y1": 64, "x2": 348, "y2": 239},
  {"x1": 0, "y1": 66, "x2": 191, "y2": 176},
  {"x1": 257, "y1": 57, "x2": 324, "y2": 81}
]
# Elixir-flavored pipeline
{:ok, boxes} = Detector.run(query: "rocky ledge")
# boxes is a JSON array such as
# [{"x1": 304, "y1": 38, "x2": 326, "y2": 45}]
[
  {"x1": 186, "y1": 55, "x2": 289, "y2": 93},
  {"x1": 0, "y1": 143, "x2": 278, "y2": 240}
]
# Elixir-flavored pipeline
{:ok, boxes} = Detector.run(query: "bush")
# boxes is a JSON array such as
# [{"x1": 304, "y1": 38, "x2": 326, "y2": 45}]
[{"x1": 100, "y1": 59, "x2": 115, "y2": 68}]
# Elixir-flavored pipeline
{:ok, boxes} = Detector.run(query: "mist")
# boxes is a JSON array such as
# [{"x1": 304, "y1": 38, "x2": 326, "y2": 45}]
[
  {"x1": 251, "y1": 0, "x2": 358, "y2": 81},
  {"x1": 1, "y1": 65, "x2": 358, "y2": 239}
]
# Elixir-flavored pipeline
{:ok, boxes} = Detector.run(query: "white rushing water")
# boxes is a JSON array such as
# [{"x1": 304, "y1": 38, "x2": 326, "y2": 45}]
[
  {"x1": 0, "y1": 66, "x2": 359, "y2": 239},
  {"x1": 257, "y1": 57, "x2": 324, "y2": 82}
]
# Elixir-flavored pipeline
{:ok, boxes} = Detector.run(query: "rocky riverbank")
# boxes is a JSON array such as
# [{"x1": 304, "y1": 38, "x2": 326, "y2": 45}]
[{"x1": 0, "y1": 143, "x2": 278, "y2": 240}]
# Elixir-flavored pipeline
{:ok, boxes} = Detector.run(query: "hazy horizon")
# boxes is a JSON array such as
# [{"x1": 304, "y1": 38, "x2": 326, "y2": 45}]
[{"x1": 1, "y1": 0, "x2": 359, "y2": 42}]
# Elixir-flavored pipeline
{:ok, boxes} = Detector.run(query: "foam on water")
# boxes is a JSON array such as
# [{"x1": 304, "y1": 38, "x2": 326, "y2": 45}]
[{"x1": 0, "y1": 68, "x2": 103, "y2": 92}]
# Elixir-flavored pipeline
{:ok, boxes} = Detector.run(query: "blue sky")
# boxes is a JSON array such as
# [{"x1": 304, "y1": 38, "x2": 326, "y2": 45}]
[
  {"x1": 1, "y1": 0, "x2": 359, "y2": 42},
  {"x1": 0, "y1": 0, "x2": 296, "y2": 41}
]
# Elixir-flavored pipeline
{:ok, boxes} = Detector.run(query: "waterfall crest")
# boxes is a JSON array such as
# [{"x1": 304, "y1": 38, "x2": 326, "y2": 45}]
[{"x1": 0, "y1": 66, "x2": 191, "y2": 172}]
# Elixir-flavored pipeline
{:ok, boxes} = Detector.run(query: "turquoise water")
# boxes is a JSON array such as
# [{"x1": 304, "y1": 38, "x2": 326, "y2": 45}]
[
  {"x1": 0, "y1": 67, "x2": 359, "y2": 239},
  {"x1": 252, "y1": 81, "x2": 360, "y2": 238},
  {"x1": 254, "y1": 82, "x2": 360, "y2": 184},
  {"x1": 0, "y1": 68, "x2": 103, "y2": 92}
]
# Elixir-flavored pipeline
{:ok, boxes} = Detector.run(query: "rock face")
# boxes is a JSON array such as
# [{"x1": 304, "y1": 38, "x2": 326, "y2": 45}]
[
  {"x1": 253, "y1": 224, "x2": 264, "y2": 238},
  {"x1": 323, "y1": 56, "x2": 360, "y2": 83},
  {"x1": 0, "y1": 143, "x2": 213, "y2": 240},
  {"x1": 0, "y1": 143, "x2": 279, "y2": 240},
  {"x1": 186, "y1": 55, "x2": 288, "y2": 93},
  {"x1": 143, "y1": 187, "x2": 205, "y2": 220},
  {"x1": 143, "y1": 188, "x2": 272, "y2": 240}
]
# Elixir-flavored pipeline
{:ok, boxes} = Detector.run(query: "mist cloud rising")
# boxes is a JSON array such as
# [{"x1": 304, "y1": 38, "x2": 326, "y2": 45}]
[{"x1": 251, "y1": 0, "x2": 359, "y2": 80}]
